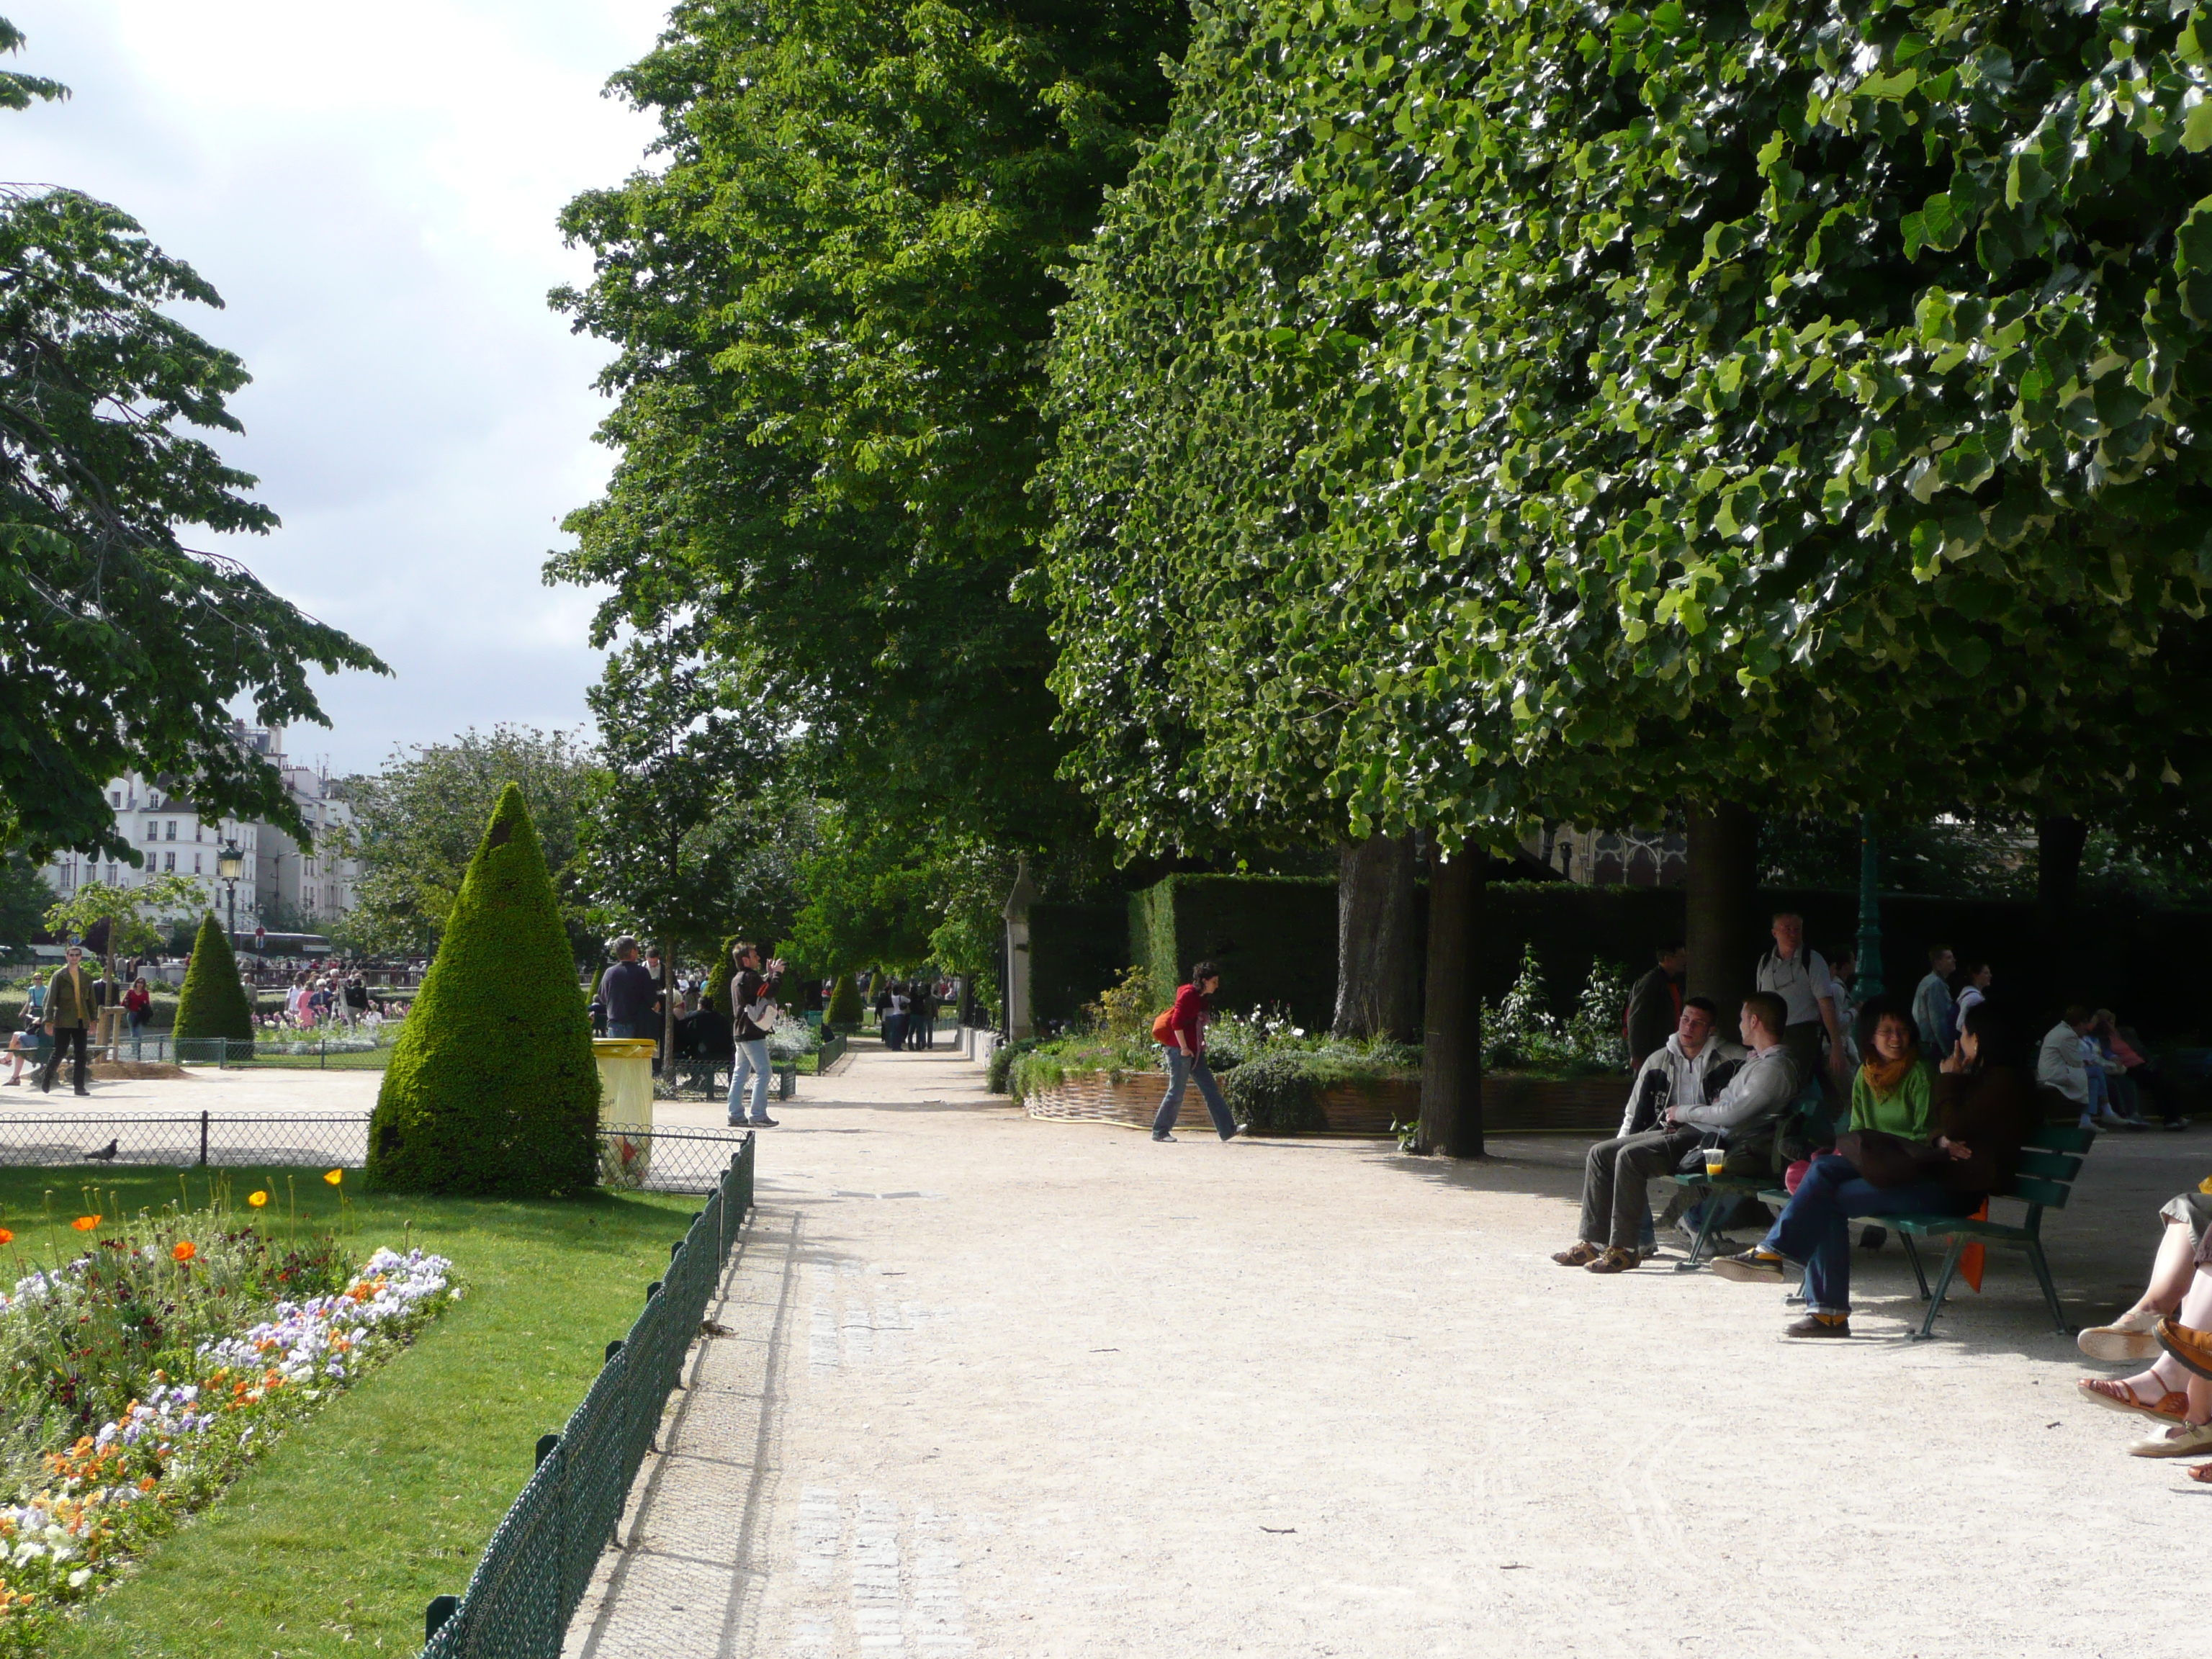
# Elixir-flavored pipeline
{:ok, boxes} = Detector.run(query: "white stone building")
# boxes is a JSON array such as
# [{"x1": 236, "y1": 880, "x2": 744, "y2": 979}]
[{"x1": 40, "y1": 724, "x2": 362, "y2": 940}]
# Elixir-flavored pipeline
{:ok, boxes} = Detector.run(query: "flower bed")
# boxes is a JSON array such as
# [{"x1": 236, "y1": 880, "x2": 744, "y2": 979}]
[{"x1": 0, "y1": 1201, "x2": 458, "y2": 1652}]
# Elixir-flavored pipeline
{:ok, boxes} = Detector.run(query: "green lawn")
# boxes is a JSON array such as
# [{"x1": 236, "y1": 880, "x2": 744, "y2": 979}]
[{"x1": 0, "y1": 1167, "x2": 712, "y2": 1659}]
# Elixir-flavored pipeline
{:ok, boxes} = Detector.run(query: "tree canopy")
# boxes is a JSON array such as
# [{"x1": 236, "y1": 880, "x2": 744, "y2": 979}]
[
  {"x1": 1046, "y1": 0, "x2": 2212, "y2": 855},
  {"x1": 338, "y1": 727, "x2": 598, "y2": 960},
  {"x1": 0, "y1": 20, "x2": 383, "y2": 863},
  {"x1": 549, "y1": 0, "x2": 1188, "y2": 851}
]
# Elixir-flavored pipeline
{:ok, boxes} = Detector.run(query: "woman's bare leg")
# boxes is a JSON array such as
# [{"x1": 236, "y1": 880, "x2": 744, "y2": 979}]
[
  {"x1": 2134, "y1": 1218, "x2": 2199, "y2": 1317},
  {"x1": 2121, "y1": 1266, "x2": 2212, "y2": 1403}
]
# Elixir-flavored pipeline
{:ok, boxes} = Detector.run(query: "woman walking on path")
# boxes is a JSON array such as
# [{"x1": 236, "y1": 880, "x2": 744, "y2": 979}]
[{"x1": 1152, "y1": 962, "x2": 1241, "y2": 1143}]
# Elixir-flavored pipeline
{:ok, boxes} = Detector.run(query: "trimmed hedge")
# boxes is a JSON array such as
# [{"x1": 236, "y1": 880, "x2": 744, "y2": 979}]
[
  {"x1": 1220, "y1": 1051, "x2": 1325, "y2": 1133},
  {"x1": 1128, "y1": 874, "x2": 1339, "y2": 1029},
  {"x1": 1028, "y1": 899, "x2": 1128, "y2": 1025},
  {"x1": 171, "y1": 916, "x2": 252, "y2": 1043},
  {"x1": 826, "y1": 973, "x2": 863, "y2": 1029},
  {"x1": 365, "y1": 784, "x2": 599, "y2": 1195}
]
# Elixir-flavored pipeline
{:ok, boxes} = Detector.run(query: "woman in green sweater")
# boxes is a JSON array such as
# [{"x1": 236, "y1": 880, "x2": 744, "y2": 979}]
[{"x1": 1851, "y1": 997, "x2": 1934, "y2": 1141}]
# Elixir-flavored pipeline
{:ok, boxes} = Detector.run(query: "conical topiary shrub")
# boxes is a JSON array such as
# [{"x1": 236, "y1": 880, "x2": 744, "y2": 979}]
[
  {"x1": 703, "y1": 934, "x2": 742, "y2": 1016},
  {"x1": 367, "y1": 784, "x2": 599, "y2": 1195},
  {"x1": 173, "y1": 914, "x2": 253, "y2": 1051},
  {"x1": 826, "y1": 972, "x2": 862, "y2": 1031}
]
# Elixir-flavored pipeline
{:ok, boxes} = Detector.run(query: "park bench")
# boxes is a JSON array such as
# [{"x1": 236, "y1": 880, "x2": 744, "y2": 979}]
[{"x1": 1663, "y1": 1122, "x2": 2095, "y2": 1340}]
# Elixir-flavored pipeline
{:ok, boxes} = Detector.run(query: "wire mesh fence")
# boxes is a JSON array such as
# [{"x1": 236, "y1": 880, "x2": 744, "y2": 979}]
[
  {"x1": 420, "y1": 1134, "x2": 754, "y2": 1659},
  {"x1": 0, "y1": 1112, "x2": 753, "y2": 1195}
]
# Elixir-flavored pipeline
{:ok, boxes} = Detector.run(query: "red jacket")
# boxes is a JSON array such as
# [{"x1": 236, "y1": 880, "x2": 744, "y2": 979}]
[{"x1": 1167, "y1": 983, "x2": 1209, "y2": 1056}]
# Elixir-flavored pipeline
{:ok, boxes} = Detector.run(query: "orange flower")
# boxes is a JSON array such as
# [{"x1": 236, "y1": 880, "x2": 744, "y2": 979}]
[
  {"x1": 323, "y1": 1168, "x2": 343, "y2": 1186},
  {"x1": 247, "y1": 1191, "x2": 269, "y2": 1208},
  {"x1": 0, "y1": 1228, "x2": 12, "y2": 1245},
  {"x1": 71, "y1": 1215, "x2": 100, "y2": 1232},
  {"x1": 171, "y1": 1241, "x2": 197, "y2": 1263}
]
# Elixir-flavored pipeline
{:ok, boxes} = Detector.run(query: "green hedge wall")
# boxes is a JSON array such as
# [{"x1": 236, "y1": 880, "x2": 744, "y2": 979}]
[
  {"x1": 1028, "y1": 900, "x2": 1129, "y2": 1025},
  {"x1": 1012, "y1": 873, "x2": 2212, "y2": 1041}
]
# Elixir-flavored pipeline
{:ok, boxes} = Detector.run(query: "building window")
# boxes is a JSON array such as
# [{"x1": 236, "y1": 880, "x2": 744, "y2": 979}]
[
  {"x1": 145, "y1": 820, "x2": 157, "y2": 842},
  {"x1": 194, "y1": 853, "x2": 203, "y2": 874},
  {"x1": 109, "y1": 791, "x2": 120, "y2": 807},
  {"x1": 107, "y1": 864, "x2": 117, "y2": 884},
  {"x1": 166, "y1": 821, "x2": 177, "y2": 840},
  {"x1": 163, "y1": 852, "x2": 175, "y2": 872}
]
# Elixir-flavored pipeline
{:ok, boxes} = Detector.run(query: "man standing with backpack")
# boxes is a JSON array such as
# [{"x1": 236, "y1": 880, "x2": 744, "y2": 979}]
[{"x1": 1151, "y1": 961, "x2": 1241, "y2": 1143}]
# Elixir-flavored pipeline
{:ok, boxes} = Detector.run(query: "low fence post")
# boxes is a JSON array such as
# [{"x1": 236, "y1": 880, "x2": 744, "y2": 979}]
[{"x1": 198, "y1": 1110, "x2": 210, "y2": 1169}]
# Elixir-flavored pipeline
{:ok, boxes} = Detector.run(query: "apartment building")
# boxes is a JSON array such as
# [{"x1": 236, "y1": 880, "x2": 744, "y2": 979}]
[{"x1": 40, "y1": 724, "x2": 361, "y2": 935}]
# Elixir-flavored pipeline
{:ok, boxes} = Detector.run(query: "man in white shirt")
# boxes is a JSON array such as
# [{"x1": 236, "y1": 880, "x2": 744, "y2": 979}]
[
  {"x1": 1755, "y1": 912, "x2": 1846, "y2": 1095},
  {"x1": 1554, "y1": 997, "x2": 1750, "y2": 1274}
]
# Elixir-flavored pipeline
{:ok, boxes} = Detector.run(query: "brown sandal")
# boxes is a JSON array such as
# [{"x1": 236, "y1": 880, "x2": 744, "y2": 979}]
[
  {"x1": 1551, "y1": 1242, "x2": 1603, "y2": 1267},
  {"x1": 1585, "y1": 1246, "x2": 1640, "y2": 1274},
  {"x1": 2077, "y1": 1377, "x2": 2188, "y2": 1421}
]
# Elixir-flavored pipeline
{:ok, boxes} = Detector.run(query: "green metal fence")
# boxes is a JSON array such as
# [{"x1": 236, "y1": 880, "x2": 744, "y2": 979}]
[{"x1": 418, "y1": 1133, "x2": 755, "y2": 1658}]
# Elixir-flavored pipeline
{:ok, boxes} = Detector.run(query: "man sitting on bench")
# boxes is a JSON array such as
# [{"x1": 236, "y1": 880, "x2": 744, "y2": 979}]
[
  {"x1": 1553, "y1": 994, "x2": 1792, "y2": 1274},
  {"x1": 1711, "y1": 1001, "x2": 2039, "y2": 1337}
]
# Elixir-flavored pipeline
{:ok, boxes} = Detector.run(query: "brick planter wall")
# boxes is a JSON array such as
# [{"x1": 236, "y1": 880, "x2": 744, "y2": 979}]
[{"x1": 1024, "y1": 1069, "x2": 1626, "y2": 1137}]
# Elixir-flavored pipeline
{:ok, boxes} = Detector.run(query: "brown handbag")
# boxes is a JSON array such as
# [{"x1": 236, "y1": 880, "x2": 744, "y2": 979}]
[{"x1": 1833, "y1": 1128, "x2": 1940, "y2": 1190}]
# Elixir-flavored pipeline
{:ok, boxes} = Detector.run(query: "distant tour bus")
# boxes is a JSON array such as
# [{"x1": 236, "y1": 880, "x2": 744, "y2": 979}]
[{"x1": 236, "y1": 932, "x2": 333, "y2": 958}]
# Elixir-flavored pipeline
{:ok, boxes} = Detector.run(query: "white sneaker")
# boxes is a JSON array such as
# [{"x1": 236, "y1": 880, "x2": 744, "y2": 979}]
[{"x1": 2079, "y1": 1306, "x2": 2164, "y2": 1363}]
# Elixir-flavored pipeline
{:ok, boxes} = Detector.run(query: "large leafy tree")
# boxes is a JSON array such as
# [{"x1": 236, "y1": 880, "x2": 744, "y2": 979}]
[
  {"x1": 0, "y1": 21, "x2": 382, "y2": 863},
  {"x1": 548, "y1": 0, "x2": 1188, "y2": 851},
  {"x1": 338, "y1": 727, "x2": 600, "y2": 961}
]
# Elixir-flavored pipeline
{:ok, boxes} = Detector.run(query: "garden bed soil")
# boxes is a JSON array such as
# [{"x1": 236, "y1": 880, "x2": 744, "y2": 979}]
[{"x1": 1023, "y1": 1069, "x2": 1626, "y2": 1136}]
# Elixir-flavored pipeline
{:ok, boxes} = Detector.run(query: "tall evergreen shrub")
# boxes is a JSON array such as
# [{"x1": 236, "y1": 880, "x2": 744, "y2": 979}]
[
  {"x1": 366, "y1": 783, "x2": 599, "y2": 1195},
  {"x1": 171, "y1": 914, "x2": 252, "y2": 1046},
  {"x1": 703, "y1": 934, "x2": 742, "y2": 1015},
  {"x1": 826, "y1": 973, "x2": 862, "y2": 1030}
]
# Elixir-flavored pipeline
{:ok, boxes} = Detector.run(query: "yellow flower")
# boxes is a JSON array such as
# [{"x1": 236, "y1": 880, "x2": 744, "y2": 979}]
[
  {"x1": 247, "y1": 1191, "x2": 269, "y2": 1208},
  {"x1": 323, "y1": 1169, "x2": 343, "y2": 1187},
  {"x1": 71, "y1": 1215, "x2": 99, "y2": 1232}
]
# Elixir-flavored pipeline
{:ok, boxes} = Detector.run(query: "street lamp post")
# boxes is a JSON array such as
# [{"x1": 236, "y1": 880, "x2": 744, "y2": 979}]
[
  {"x1": 217, "y1": 840, "x2": 244, "y2": 952},
  {"x1": 1854, "y1": 813, "x2": 1884, "y2": 1000}
]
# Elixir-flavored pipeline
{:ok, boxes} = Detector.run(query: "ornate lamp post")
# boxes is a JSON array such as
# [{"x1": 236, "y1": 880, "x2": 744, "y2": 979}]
[
  {"x1": 217, "y1": 840, "x2": 244, "y2": 950},
  {"x1": 1854, "y1": 813, "x2": 1884, "y2": 999}
]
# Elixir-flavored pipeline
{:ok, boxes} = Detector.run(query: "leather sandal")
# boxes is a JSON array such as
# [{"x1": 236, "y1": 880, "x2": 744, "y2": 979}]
[
  {"x1": 1550, "y1": 1242, "x2": 1603, "y2": 1267},
  {"x1": 2077, "y1": 1377, "x2": 2189, "y2": 1421},
  {"x1": 1585, "y1": 1246, "x2": 1640, "y2": 1274}
]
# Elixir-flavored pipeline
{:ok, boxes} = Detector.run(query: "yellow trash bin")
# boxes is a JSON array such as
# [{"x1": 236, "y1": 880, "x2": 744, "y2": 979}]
[{"x1": 593, "y1": 1038, "x2": 658, "y2": 1188}]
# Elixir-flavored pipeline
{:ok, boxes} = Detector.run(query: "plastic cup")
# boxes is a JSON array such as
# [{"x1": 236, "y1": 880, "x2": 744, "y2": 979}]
[{"x1": 1703, "y1": 1146, "x2": 1727, "y2": 1178}]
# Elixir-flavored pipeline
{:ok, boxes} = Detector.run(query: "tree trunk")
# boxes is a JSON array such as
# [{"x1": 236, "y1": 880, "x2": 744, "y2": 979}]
[
  {"x1": 1686, "y1": 804, "x2": 1761, "y2": 1043},
  {"x1": 2037, "y1": 814, "x2": 2086, "y2": 917},
  {"x1": 1417, "y1": 849, "x2": 1485, "y2": 1158},
  {"x1": 1333, "y1": 833, "x2": 1421, "y2": 1039}
]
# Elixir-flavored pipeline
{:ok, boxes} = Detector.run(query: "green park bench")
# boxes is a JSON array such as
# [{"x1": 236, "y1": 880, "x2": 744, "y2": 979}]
[{"x1": 1663, "y1": 1122, "x2": 2096, "y2": 1340}]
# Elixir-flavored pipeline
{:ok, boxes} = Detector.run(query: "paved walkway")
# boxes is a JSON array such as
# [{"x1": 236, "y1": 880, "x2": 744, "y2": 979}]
[{"x1": 562, "y1": 1039, "x2": 2207, "y2": 1658}]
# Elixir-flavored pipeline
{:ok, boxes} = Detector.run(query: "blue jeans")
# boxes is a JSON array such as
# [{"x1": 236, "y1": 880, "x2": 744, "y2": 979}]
[
  {"x1": 883, "y1": 1013, "x2": 907, "y2": 1051},
  {"x1": 1762, "y1": 1154, "x2": 1967, "y2": 1316},
  {"x1": 1153, "y1": 1048, "x2": 1235, "y2": 1138},
  {"x1": 607, "y1": 1020, "x2": 639, "y2": 1039},
  {"x1": 728, "y1": 1037, "x2": 772, "y2": 1123}
]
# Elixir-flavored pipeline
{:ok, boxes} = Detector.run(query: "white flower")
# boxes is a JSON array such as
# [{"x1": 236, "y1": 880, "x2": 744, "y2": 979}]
[{"x1": 68, "y1": 1567, "x2": 92, "y2": 1588}]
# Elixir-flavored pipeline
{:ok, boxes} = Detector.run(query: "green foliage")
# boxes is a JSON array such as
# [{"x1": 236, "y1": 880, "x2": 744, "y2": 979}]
[
  {"x1": 171, "y1": 913, "x2": 251, "y2": 1043},
  {"x1": 0, "y1": 852, "x2": 44, "y2": 956},
  {"x1": 1220, "y1": 1051, "x2": 1326, "y2": 1134},
  {"x1": 703, "y1": 933, "x2": 742, "y2": 1017},
  {"x1": 340, "y1": 727, "x2": 598, "y2": 961},
  {"x1": 825, "y1": 972, "x2": 862, "y2": 1030},
  {"x1": 549, "y1": 0, "x2": 1187, "y2": 851},
  {"x1": 986, "y1": 1035, "x2": 1038, "y2": 1096},
  {"x1": 42, "y1": 873, "x2": 208, "y2": 971},
  {"x1": 1126, "y1": 874, "x2": 1339, "y2": 1030},
  {"x1": 367, "y1": 786, "x2": 599, "y2": 1196},
  {"x1": 1046, "y1": 0, "x2": 2212, "y2": 859},
  {"x1": 0, "y1": 32, "x2": 381, "y2": 863},
  {"x1": 1483, "y1": 945, "x2": 1629, "y2": 1075},
  {"x1": 1083, "y1": 966, "x2": 1154, "y2": 1040}
]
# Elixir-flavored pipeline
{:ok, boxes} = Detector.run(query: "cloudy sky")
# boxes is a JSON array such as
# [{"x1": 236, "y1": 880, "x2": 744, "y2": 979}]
[{"x1": 6, "y1": 1, "x2": 670, "y2": 775}]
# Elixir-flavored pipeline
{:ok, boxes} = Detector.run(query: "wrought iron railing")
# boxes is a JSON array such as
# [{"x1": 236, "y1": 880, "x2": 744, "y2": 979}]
[
  {"x1": 419, "y1": 1135, "x2": 754, "y2": 1658},
  {"x1": 0, "y1": 1112, "x2": 752, "y2": 1196}
]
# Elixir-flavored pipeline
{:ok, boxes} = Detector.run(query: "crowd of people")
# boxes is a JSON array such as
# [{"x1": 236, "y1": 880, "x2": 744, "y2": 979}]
[
  {"x1": 1527, "y1": 909, "x2": 2212, "y2": 1464},
  {"x1": 869, "y1": 976, "x2": 946, "y2": 1053}
]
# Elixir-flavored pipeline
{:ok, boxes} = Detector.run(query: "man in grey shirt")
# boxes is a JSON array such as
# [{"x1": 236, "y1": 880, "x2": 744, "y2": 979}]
[
  {"x1": 1913, "y1": 945, "x2": 1957, "y2": 1058},
  {"x1": 1555, "y1": 994, "x2": 1795, "y2": 1274},
  {"x1": 1756, "y1": 912, "x2": 1845, "y2": 1095}
]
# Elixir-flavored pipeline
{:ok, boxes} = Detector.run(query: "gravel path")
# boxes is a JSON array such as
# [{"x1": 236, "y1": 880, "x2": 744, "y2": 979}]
[{"x1": 563, "y1": 1041, "x2": 2205, "y2": 1659}]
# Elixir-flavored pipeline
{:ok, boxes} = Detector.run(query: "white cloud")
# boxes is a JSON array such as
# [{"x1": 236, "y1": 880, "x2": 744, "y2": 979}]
[{"x1": 4, "y1": 0, "x2": 673, "y2": 772}]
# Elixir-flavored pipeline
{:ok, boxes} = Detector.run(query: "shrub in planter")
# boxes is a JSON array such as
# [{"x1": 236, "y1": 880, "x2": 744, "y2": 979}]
[
  {"x1": 826, "y1": 973, "x2": 863, "y2": 1030},
  {"x1": 1221, "y1": 1051, "x2": 1326, "y2": 1133},
  {"x1": 366, "y1": 784, "x2": 599, "y2": 1195},
  {"x1": 987, "y1": 1036, "x2": 1037, "y2": 1095},
  {"x1": 173, "y1": 914, "x2": 253, "y2": 1046}
]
